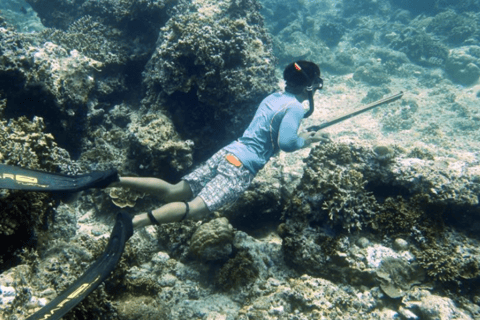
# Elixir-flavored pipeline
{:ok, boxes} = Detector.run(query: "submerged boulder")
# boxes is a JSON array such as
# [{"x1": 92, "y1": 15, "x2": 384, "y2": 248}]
[{"x1": 446, "y1": 47, "x2": 480, "y2": 85}]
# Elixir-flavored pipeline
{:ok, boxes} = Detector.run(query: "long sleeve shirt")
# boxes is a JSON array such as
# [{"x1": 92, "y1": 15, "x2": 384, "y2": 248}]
[{"x1": 224, "y1": 91, "x2": 306, "y2": 175}]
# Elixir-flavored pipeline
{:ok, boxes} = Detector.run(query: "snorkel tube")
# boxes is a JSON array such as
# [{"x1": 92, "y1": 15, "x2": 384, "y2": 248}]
[
  {"x1": 304, "y1": 90, "x2": 315, "y2": 118},
  {"x1": 304, "y1": 77, "x2": 323, "y2": 118},
  {"x1": 290, "y1": 62, "x2": 323, "y2": 119}
]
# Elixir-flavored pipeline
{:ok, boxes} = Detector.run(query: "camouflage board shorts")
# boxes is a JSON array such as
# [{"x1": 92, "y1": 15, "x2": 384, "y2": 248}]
[{"x1": 182, "y1": 149, "x2": 254, "y2": 212}]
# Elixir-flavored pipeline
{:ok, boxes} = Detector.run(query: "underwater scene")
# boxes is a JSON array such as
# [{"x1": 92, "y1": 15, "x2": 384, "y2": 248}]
[{"x1": 1, "y1": 0, "x2": 480, "y2": 319}]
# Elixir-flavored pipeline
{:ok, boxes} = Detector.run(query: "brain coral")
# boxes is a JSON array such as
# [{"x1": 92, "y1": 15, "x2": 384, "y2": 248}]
[{"x1": 189, "y1": 217, "x2": 234, "y2": 261}]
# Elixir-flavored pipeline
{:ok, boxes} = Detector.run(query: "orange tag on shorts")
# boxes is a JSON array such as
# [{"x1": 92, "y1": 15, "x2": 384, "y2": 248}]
[{"x1": 226, "y1": 154, "x2": 242, "y2": 167}]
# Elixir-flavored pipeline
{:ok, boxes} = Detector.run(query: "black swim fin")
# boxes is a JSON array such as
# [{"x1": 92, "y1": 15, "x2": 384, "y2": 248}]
[
  {"x1": 0, "y1": 164, "x2": 119, "y2": 192},
  {"x1": 25, "y1": 211, "x2": 133, "y2": 320}
]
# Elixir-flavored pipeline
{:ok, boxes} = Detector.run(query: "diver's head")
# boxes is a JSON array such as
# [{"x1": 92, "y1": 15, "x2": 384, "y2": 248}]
[{"x1": 283, "y1": 61, "x2": 323, "y2": 118}]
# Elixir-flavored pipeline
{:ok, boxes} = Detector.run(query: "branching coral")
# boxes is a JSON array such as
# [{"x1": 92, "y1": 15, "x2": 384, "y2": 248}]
[
  {"x1": 285, "y1": 142, "x2": 376, "y2": 232},
  {"x1": 317, "y1": 167, "x2": 378, "y2": 231},
  {"x1": 414, "y1": 246, "x2": 464, "y2": 282}
]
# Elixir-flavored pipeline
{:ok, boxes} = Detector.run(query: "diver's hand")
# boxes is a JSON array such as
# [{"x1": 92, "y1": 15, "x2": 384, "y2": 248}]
[{"x1": 299, "y1": 131, "x2": 331, "y2": 147}]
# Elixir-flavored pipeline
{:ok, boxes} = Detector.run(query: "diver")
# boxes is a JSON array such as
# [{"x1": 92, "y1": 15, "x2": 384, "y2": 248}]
[
  {"x1": 0, "y1": 61, "x2": 325, "y2": 228},
  {"x1": 110, "y1": 60, "x2": 326, "y2": 228}
]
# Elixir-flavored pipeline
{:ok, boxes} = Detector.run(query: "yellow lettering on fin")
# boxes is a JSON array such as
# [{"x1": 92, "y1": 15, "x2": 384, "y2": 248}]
[
  {"x1": 16, "y1": 175, "x2": 38, "y2": 183},
  {"x1": 2, "y1": 173, "x2": 14, "y2": 180}
]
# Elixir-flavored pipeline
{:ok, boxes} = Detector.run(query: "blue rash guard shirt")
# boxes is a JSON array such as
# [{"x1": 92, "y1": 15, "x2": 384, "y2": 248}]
[{"x1": 224, "y1": 91, "x2": 306, "y2": 175}]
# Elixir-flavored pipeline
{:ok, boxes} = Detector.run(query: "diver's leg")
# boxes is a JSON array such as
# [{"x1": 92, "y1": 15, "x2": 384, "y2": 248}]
[
  {"x1": 132, "y1": 196, "x2": 209, "y2": 229},
  {"x1": 110, "y1": 177, "x2": 193, "y2": 202}
]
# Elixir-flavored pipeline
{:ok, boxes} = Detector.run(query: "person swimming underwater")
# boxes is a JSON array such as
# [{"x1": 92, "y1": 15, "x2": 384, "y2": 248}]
[{"x1": 109, "y1": 60, "x2": 326, "y2": 228}]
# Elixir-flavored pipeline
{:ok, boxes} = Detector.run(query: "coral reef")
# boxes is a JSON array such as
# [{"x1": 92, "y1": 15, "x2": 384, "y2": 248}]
[
  {"x1": 283, "y1": 142, "x2": 378, "y2": 232},
  {"x1": 0, "y1": 21, "x2": 116, "y2": 154},
  {"x1": 1, "y1": 218, "x2": 154, "y2": 319},
  {"x1": 40, "y1": 16, "x2": 132, "y2": 65},
  {"x1": 142, "y1": 0, "x2": 277, "y2": 159},
  {"x1": 380, "y1": 100, "x2": 417, "y2": 132},
  {"x1": 1, "y1": 0, "x2": 190, "y2": 172},
  {"x1": 237, "y1": 275, "x2": 379, "y2": 319},
  {"x1": 280, "y1": 140, "x2": 480, "y2": 294},
  {"x1": 2, "y1": 0, "x2": 480, "y2": 318},
  {"x1": 401, "y1": 288, "x2": 474, "y2": 320},
  {"x1": 341, "y1": 0, "x2": 387, "y2": 17}
]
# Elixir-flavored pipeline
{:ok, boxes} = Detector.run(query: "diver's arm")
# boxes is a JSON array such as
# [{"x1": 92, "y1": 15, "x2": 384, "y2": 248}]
[{"x1": 278, "y1": 107, "x2": 306, "y2": 152}]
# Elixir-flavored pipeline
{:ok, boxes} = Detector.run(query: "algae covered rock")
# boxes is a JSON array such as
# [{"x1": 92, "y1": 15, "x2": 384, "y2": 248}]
[
  {"x1": 402, "y1": 288, "x2": 474, "y2": 320},
  {"x1": 426, "y1": 10, "x2": 477, "y2": 45},
  {"x1": 388, "y1": 27, "x2": 449, "y2": 67},
  {"x1": 27, "y1": 0, "x2": 172, "y2": 34},
  {"x1": 29, "y1": 41, "x2": 103, "y2": 106},
  {"x1": 129, "y1": 113, "x2": 194, "y2": 174},
  {"x1": 319, "y1": 22, "x2": 345, "y2": 47},
  {"x1": 216, "y1": 249, "x2": 258, "y2": 290},
  {"x1": 354, "y1": 63, "x2": 391, "y2": 86}
]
